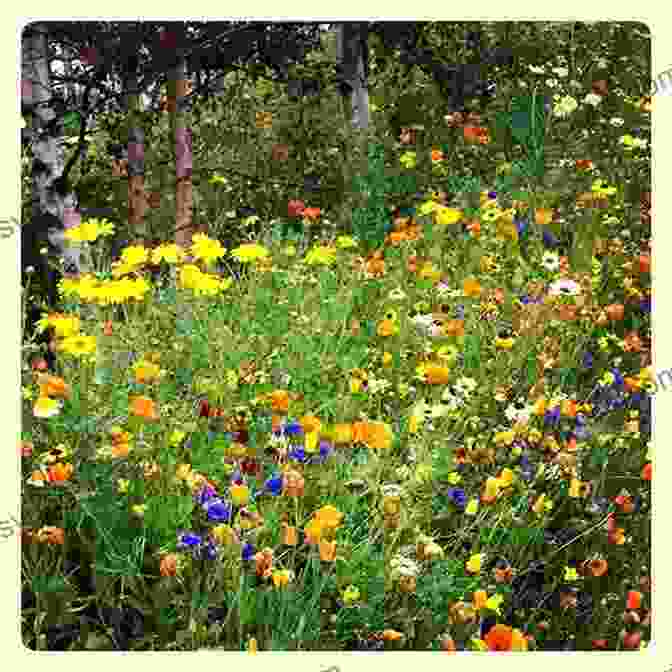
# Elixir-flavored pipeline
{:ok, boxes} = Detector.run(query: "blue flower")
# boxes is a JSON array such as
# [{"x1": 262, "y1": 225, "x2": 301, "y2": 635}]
[
  {"x1": 177, "y1": 531, "x2": 202, "y2": 549},
  {"x1": 194, "y1": 484, "x2": 217, "y2": 506},
  {"x1": 581, "y1": 351, "x2": 594, "y2": 370},
  {"x1": 284, "y1": 420, "x2": 303, "y2": 436},
  {"x1": 611, "y1": 369, "x2": 624, "y2": 387},
  {"x1": 515, "y1": 215, "x2": 528, "y2": 236},
  {"x1": 204, "y1": 498, "x2": 232, "y2": 523},
  {"x1": 264, "y1": 474, "x2": 283, "y2": 496},
  {"x1": 242, "y1": 543, "x2": 255, "y2": 561},
  {"x1": 448, "y1": 487, "x2": 466, "y2": 509},
  {"x1": 640, "y1": 296, "x2": 651, "y2": 313},
  {"x1": 200, "y1": 537, "x2": 218, "y2": 561},
  {"x1": 542, "y1": 228, "x2": 559, "y2": 248},
  {"x1": 544, "y1": 405, "x2": 561, "y2": 426},
  {"x1": 288, "y1": 445, "x2": 306, "y2": 462}
]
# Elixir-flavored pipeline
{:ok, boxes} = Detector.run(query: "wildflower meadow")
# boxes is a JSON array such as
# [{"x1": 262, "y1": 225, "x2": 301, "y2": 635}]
[{"x1": 20, "y1": 21, "x2": 652, "y2": 651}]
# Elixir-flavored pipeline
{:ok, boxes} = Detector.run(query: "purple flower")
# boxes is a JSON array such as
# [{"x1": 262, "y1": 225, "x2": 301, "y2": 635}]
[
  {"x1": 640, "y1": 296, "x2": 651, "y2": 313},
  {"x1": 242, "y1": 543, "x2": 255, "y2": 561},
  {"x1": 515, "y1": 215, "x2": 529, "y2": 235},
  {"x1": 448, "y1": 487, "x2": 467, "y2": 509},
  {"x1": 199, "y1": 537, "x2": 218, "y2": 561},
  {"x1": 544, "y1": 405, "x2": 561, "y2": 426},
  {"x1": 542, "y1": 228, "x2": 559, "y2": 248},
  {"x1": 488, "y1": 191, "x2": 497, "y2": 199},
  {"x1": 177, "y1": 531, "x2": 202, "y2": 549},
  {"x1": 288, "y1": 445, "x2": 306, "y2": 462},
  {"x1": 204, "y1": 498, "x2": 232, "y2": 523},
  {"x1": 194, "y1": 484, "x2": 217, "y2": 506},
  {"x1": 264, "y1": 474, "x2": 283, "y2": 496},
  {"x1": 581, "y1": 351, "x2": 594, "y2": 370}
]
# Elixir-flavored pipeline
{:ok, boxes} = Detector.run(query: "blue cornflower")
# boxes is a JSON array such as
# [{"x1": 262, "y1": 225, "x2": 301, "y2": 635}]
[
  {"x1": 448, "y1": 487, "x2": 467, "y2": 509},
  {"x1": 242, "y1": 543, "x2": 255, "y2": 561},
  {"x1": 544, "y1": 405, "x2": 561, "y2": 426},
  {"x1": 640, "y1": 296, "x2": 651, "y2": 313},
  {"x1": 200, "y1": 537, "x2": 218, "y2": 561},
  {"x1": 542, "y1": 228, "x2": 559, "y2": 248},
  {"x1": 204, "y1": 498, "x2": 232, "y2": 523},
  {"x1": 194, "y1": 484, "x2": 217, "y2": 506},
  {"x1": 264, "y1": 474, "x2": 283, "y2": 496},
  {"x1": 288, "y1": 445, "x2": 306, "y2": 462},
  {"x1": 581, "y1": 351, "x2": 594, "y2": 369},
  {"x1": 611, "y1": 369, "x2": 624, "y2": 387},
  {"x1": 177, "y1": 531, "x2": 202, "y2": 549},
  {"x1": 283, "y1": 420, "x2": 303, "y2": 436},
  {"x1": 515, "y1": 215, "x2": 529, "y2": 236}
]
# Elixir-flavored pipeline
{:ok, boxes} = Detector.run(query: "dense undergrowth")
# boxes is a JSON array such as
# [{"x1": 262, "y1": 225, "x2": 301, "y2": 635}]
[{"x1": 21, "y1": 22, "x2": 652, "y2": 651}]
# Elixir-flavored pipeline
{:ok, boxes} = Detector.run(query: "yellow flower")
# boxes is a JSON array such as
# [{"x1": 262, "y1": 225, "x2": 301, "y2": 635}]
[
  {"x1": 342, "y1": 585, "x2": 361, "y2": 604},
  {"x1": 470, "y1": 637, "x2": 488, "y2": 651},
  {"x1": 58, "y1": 334, "x2": 97, "y2": 358},
  {"x1": 495, "y1": 430, "x2": 515, "y2": 446},
  {"x1": 435, "y1": 206, "x2": 463, "y2": 226},
  {"x1": 417, "y1": 200, "x2": 437, "y2": 216},
  {"x1": 33, "y1": 396, "x2": 62, "y2": 418},
  {"x1": 190, "y1": 233, "x2": 227, "y2": 265},
  {"x1": 230, "y1": 242, "x2": 270, "y2": 263},
  {"x1": 400, "y1": 151, "x2": 417, "y2": 169},
  {"x1": 498, "y1": 468, "x2": 515, "y2": 488},
  {"x1": 304, "y1": 245, "x2": 337, "y2": 266},
  {"x1": 564, "y1": 566, "x2": 580, "y2": 582},
  {"x1": 210, "y1": 524, "x2": 235, "y2": 546},
  {"x1": 336, "y1": 235, "x2": 358, "y2": 249},
  {"x1": 117, "y1": 479, "x2": 130, "y2": 494},
  {"x1": 230, "y1": 484, "x2": 250, "y2": 507},
  {"x1": 466, "y1": 553, "x2": 484, "y2": 574},
  {"x1": 169, "y1": 430, "x2": 186, "y2": 447},
  {"x1": 120, "y1": 245, "x2": 149, "y2": 267},
  {"x1": 151, "y1": 243, "x2": 186, "y2": 265},
  {"x1": 447, "y1": 471, "x2": 462, "y2": 485},
  {"x1": 272, "y1": 569, "x2": 293, "y2": 588},
  {"x1": 486, "y1": 593, "x2": 504, "y2": 614},
  {"x1": 465, "y1": 498, "x2": 479, "y2": 515}
]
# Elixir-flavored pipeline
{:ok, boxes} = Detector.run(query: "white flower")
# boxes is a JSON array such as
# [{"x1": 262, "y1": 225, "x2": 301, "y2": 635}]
[
  {"x1": 548, "y1": 279, "x2": 581, "y2": 296},
  {"x1": 609, "y1": 117, "x2": 625, "y2": 127},
  {"x1": 632, "y1": 138, "x2": 648, "y2": 150},
  {"x1": 596, "y1": 57, "x2": 609, "y2": 68},
  {"x1": 546, "y1": 78, "x2": 558, "y2": 88},
  {"x1": 411, "y1": 313, "x2": 434, "y2": 334},
  {"x1": 552, "y1": 66, "x2": 569, "y2": 78},
  {"x1": 529, "y1": 64, "x2": 546, "y2": 74},
  {"x1": 583, "y1": 93, "x2": 603, "y2": 107},
  {"x1": 552, "y1": 95, "x2": 578, "y2": 118},
  {"x1": 541, "y1": 251, "x2": 561, "y2": 272}
]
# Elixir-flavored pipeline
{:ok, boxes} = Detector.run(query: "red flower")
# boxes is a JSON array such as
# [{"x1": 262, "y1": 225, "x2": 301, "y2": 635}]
[
  {"x1": 288, "y1": 200, "x2": 306, "y2": 218},
  {"x1": 592, "y1": 638, "x2": 609, "y2": 650},
  {"x1": 641, "y1": 462, "x2": 652, "y2": 481}
]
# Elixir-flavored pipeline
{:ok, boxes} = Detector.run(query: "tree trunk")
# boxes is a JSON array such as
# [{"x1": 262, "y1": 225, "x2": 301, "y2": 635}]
[
  {"x1": 336, "y1": 22, "x2": 370, "y2": 131},
  {"x1": 167, "y1": 28, "x2": 194, "y2": 249},
  {"x1": 123, "y1": 36, "x2": 148, "y2": 244},
  {"x1": 21, "y1": 22, "x2": 85, "y2": 280}
]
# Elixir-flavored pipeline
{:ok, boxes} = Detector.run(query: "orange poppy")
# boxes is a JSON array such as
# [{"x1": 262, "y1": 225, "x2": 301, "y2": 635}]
[
  {"x1": 484, "y1": 624, "x2": 514, "y2": 651},
  {"x1": 642, "y1": 462, "x2": 652, "y2": 481},
  {"x1": 576, "y1": 159, "x2": 594, "y2": 171},
  {"x1": 130, "y1": 396, "x2": 159, "y2": 420},
  {"x1": 319, "y1": 539, "x2": 337, "y2": 561},
  {"x1": 463, "y1": 278, "x2": 482, "y2": 297},
  {"x1": 431, "y1": 149, "x2": 444, "y2": 162},
  {"x1": 463, "y1": 125, "x2": 490, "y2": 144},
  {"x1": 381, "y1": 629, "x2": 404, "y2": 642},
  {"x1": 160, "y1": 553, "x2": 179, "y2": 577},
  {"x1": 466, "y1": 219, "x2": 481, "y2": 236},
  {"x1": 626, "y1": 590, "x2": 643, "y2": 610},
  {"x1": 36, "y1": 526, "x2": 65, "y2": 545},
  {"x1": 47, "y1": 462, "x2": 73, "y2": 484},
  {"x1": 281, "y1": 523, "x2": 298, "y2": 546},
  {"x1": 38, "y1": 375, "x2": 70, "y2": 399},
  {"x1": 303, "y1": 207, "x2": 321, "y2": 220}
]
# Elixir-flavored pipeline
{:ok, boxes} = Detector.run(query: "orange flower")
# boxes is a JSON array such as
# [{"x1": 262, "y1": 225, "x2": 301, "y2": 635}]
[
  {"x1": 463, "y1": 278, "x2": 482, "y2": 297},
  {"x1": 534, "y1": 208, "x2": 554, "y2": 226},
  {"x1": 626, "y1": 590, "x2": 642, "y2": 610},
  {"x1": 254, "y1": 548, "x2": 274, "y2": 577},
  {"x1": 314, "y1": 505, "x2": 344, "y2": 530},
  {"x1": 160, "y1": 553, "x2": 179, "y2": 577},
  {"x1": 36, "y1": 526, "x2": 65, "y2": 545},
  {"x1": 103, "y1": 320, "x2": 114, "y2": 336},
  {"x1": 583, "y1": 558, "x2": 608, "y2": 577},
  {"x1": 472, "y1": 589, "x2": 488, "y2": 610},
  {"x1": 463, "y1": 125, "x2": 490, "y2": 144},
  {"x1": 576, "y1": 159, "x2": 594, "y2": 171},
  {"x1": 606, "y1": 303, "x2": 625, "y2": 321},
  {"x1": 381, "y1": 629, "x2": 404, "y2": 642},
  {"x1": 431, "y1": 148, "x2": 444, "y2": 162},
  {"x1": 466, "y1": 219, "x2": 481, "y2": 237},
  {"x1": 319, "y1": 539, "x2": 337, "y2": 561},
  {"x1": 442, "y1": 319, "x2": 465, "y2": 338},
  {"x1": 280, "y1": 523, "x2": 298, "y2": 546},
  {"x1": 440, "y1": 636, "x2": 457, "y2": 652},
  {"x1": 424, "y1": 364, "x2": 450, "y2": 385},
  {"x1": 111, "y1": 442, "x2": 131, "y2": 459},
  {"x1": 304, "y1": 517, "x2": 323, "y2": 545},
  {"x1": 282, "y1": 468, "x2": 305, "y2": 497},
  {"x1": 639, "y1": 254, "x2": 651, "y2": 274},
  {"x1": 130, "y1": 396, "x2": 159, "y2": 420},
  {"x1": 332, "y1": 423, "x2": 353, "y2": 445},
  {"x1": 303, "y1": 207, "x2": 321, "y2": 220},
  {"x1": 641, "y1": 462, "x2": 652, "y2": 481},
  {"x1": 47, "y1": 462, "x2": 73, "y2": 484},
  {"x1": 38, "y1": 375, "x2": 70, "y2": 399},
  {"x1": 484, "y1": 624, "x2": 514, "y2": 651}
]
